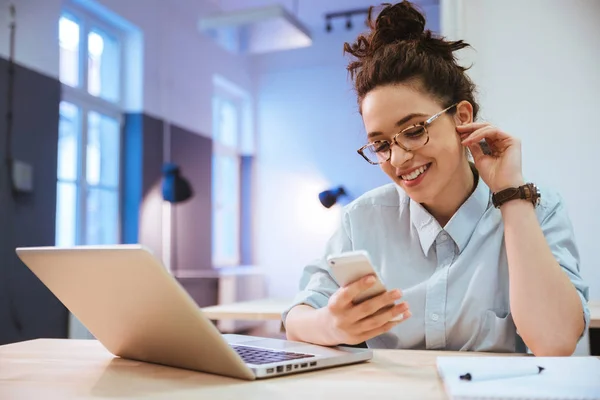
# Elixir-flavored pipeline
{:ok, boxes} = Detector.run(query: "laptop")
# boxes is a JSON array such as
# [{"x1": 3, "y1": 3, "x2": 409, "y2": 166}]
[{"x1": 15, "y1": 245, "x2": 372, "y2": 380}]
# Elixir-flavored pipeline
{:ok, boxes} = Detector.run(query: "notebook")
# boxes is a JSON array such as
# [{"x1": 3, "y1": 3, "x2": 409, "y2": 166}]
[{"x1": 437, "y1": 356, "x2": 600, "y2": 400}]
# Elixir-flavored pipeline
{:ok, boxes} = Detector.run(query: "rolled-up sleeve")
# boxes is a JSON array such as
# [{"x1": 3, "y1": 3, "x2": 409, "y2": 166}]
[
  {"x1": 539, "y1": 192, "x2": 590, "y2": 337},
  {"x1": 281, "y1": 209, "x2": 354, "y2": 328}
]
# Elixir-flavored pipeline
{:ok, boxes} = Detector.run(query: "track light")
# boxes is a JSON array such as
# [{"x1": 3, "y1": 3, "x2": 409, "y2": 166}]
[{"x1": 324, "y1": 7, "x2": 368, "y2": 33}]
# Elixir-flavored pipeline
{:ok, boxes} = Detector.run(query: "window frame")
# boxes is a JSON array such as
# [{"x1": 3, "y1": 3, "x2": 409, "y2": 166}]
[
  {"x1": 60, "y1": 7, "x2": 126, "y2": 107},
  {"x1": 211, "y1": 77, "x2": 253, "y2": 268},
  {"x1": 57, "y1": 7, "x2": 125, "y2": 247}
]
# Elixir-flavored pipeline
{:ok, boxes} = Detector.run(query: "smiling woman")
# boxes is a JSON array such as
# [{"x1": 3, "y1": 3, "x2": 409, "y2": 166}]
[{"x1": 282, "y1": 1, "x2": 590, "y2": 356}]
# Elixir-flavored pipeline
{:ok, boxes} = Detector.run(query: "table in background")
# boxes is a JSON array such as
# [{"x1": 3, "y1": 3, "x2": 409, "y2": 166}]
[{"x1": 201, "y1": 298, "x2": 291, "y2": 321}]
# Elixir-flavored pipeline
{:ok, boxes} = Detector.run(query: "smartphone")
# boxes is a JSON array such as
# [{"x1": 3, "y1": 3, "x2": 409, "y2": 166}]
[{"x1": 327, "y1": 250, "x2": 403, "y2": 322}]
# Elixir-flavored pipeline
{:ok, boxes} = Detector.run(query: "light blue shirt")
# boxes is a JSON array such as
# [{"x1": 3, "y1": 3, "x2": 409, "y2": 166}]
[{"x1": 283, "y1": 172, "x2": 590, "y2": 352}]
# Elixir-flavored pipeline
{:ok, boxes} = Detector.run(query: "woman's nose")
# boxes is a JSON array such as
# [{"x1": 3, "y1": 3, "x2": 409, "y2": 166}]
[{"x1": 389, "y1": 143, "x2": 414, "y2": 168}]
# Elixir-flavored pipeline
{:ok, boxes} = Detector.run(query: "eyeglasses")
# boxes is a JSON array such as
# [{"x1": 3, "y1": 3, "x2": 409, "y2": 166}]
[{"x1": 357, "y1": 103, "x2": 458, "y2": 165}]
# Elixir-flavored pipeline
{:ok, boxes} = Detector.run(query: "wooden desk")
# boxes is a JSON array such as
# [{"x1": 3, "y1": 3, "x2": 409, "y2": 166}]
[
  {"x1": 0, "y1": 339, "x2": 519, "y2": 400},
  {"x1": 202, "y1": 299, "x2": 292, "y2": 321}
]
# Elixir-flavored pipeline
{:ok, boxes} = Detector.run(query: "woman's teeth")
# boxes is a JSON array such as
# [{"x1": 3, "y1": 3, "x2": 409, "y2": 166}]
[{"x1": 401, "y1": 164, "x2": 429, "y2": 181}]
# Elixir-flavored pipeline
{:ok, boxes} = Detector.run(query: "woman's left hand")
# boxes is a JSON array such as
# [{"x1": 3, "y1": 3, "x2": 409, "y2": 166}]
[{"x1": 457, "y1": 122, "x2": 525, "y2": 193}]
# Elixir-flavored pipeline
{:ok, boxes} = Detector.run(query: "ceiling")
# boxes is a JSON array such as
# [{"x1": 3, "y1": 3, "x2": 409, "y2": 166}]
[{"x1": 205, "y1": 0, "x2": 439, "y2": 31}]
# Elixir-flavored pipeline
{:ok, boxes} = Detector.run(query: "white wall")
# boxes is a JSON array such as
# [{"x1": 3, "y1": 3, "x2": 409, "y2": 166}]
[
  {"x1": 441, "y1": 0, "x2": 600, "y2": 354},
  {"x1": 252, "y1": 3, "x2": 439, "y2": 299},
  {"x1": 442, "y1": 0, "x2": 599, "y2": 297},
  {"x1": 0, "y1": 0, "x2": 253, "y2": 135},
  {"x1": 0, "y1": 0, "x2": 62, "y2": 76}
]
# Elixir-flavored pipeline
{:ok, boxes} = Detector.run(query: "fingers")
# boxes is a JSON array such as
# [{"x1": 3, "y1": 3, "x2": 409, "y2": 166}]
[
  {"x1": 332, "y1": 275, "x2": 377, "y2": 310},
  {"x1": 357, "y1": 309, "x2": 412, "y2": 343},
  {"x1": 459, "y1": 125, "x2": 519, "y2": 163},
  {"x1": 461, "y1": 125, "x2": 508, "y2": 146},
  {"x1": 468, "y1": 140, "x2": 486, "y2": 162},
  {"x1": 456, "y1": 122, "x2": 491, "y2": 132},
  {"x1": 358, "y1": 302, "x2": 410, "y2": 331},
  {"x1": 457, "y1": 122, "x2": 511, "y2": 145},
  {"x1": 352, "y1": 289, "x2": 402, "y2": 320},
  {"x1": 328, "y1": 285, "x2": 410, "y2": 345}
]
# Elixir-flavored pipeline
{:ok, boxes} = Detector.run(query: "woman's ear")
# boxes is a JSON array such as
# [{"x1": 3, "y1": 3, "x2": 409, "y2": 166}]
[{"x1": 454, "y1": 101, "x2": 473, "y2": 126}]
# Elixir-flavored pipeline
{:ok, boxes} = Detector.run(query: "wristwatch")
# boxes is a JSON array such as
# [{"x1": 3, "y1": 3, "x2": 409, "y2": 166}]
[{"x1": 492, "y1": 183, "x2": 541, "y2": 208}]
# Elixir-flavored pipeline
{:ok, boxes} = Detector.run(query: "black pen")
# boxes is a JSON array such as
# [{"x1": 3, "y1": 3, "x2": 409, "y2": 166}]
[{"x1": 460, "y1": 365, "x2": 545, "y2": 382}]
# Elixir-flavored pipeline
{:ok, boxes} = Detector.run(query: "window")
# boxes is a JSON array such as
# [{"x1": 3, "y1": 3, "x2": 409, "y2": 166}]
[
  {"x1": 212, "y1": 77, "x2": 253, "y2": 267},
  {"x1": 56, "y1": 10, "x2": 123, "y2": 248},
  {"x1": 58, "y1": 6, "x2": 129, "y2": 341},
  {"x1": 59, "y1": 13, "x2": 122, "y2": 103}
]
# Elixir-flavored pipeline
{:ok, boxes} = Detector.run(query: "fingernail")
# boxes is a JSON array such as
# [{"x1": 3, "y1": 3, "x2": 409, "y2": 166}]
[
  {"x1": 404, "y1": 310, "x2": 412, "y2": 318},
  {"x1": 365, "y1": 276, "x2": 376, "y2": 284},
  {"x1": 391, "y1": 290, "x2": 401, "y2": 299}
]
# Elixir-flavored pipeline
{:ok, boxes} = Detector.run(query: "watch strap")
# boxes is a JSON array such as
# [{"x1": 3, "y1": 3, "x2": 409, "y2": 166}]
[{"x1": 492, "y1": 183, "x2": 540, "y2": 208}]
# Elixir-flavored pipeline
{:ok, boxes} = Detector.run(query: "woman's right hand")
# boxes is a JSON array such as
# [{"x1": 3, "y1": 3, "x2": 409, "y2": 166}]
[{"x1": 321, "y1": 275, "x2": 411, "y2": 345}]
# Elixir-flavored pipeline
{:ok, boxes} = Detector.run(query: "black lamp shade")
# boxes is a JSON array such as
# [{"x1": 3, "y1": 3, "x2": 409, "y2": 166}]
[
  {"x1": 319, "y1": 186, "x2": 346, "y2": 208},
  {"x1": 162, "y1": 163, "x2": 193, "y2": 203}
]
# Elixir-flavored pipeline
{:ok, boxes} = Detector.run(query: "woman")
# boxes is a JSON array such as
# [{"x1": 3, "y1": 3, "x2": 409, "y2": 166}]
[{"x1": 282, "y1": 1, "x2": 589, "y2": 356}]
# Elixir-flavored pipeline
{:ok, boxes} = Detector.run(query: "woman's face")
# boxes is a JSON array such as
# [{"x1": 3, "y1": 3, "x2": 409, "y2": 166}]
[{"x1": 361, "y1": 84, "x2": 472, "y2": 206}]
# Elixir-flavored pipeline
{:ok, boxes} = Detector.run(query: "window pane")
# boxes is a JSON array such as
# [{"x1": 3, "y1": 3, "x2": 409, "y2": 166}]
[
  {"x1": 87, "y1": 111, "x2": 120, "y2": 187},
  {"x1": 212, "y1": 154, "x2": 240, "y2": 266},
  {"x1": 212, "y1": 154, "x2": 240, "y2": 209},
  {"x1": 221, "y1": 209, "x2": 237, "y2": 260},
  {"x1": 221, "y1": 155, "x2": 239, "y2": 201},
  {"x1": 213, "y1": 208, "x2": 239, "y2": 265},
  {"x1": 59, "y1": 15, "x2": 80, "y2": 87},
  {"x1": 88, "y1": 28, "x2": 120, "y2": 103},
  {"x1": 86, "y1": 188, "x2": 119, "y2": 245},
  {"x1": 58, "y1": 101, "x2": 80, "y2": 181},
  {"x1": 56, "y1": 181, "x2": 77, "y2": 247},
  {"x1": 215, "y1": 99, "x2": 238, "y2": 148}
]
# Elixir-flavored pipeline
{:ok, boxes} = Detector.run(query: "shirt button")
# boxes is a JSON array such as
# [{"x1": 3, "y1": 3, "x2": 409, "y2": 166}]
[
  {"x1": 430, "y1": 313, "x2": 439, "y2": 322},
  {"x1": 439, "y1": 232, "x2": 448, "y2": 241}
]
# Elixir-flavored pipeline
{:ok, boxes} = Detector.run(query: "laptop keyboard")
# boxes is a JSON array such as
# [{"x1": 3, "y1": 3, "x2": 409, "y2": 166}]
[{"x1": 231, "y1": 345, "x2": 315, "y2": 365}]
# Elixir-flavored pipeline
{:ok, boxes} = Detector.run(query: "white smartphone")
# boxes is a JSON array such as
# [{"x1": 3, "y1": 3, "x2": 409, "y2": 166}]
[{"x1": 327, "y1": 250, "x2": 403, "y2": 322}]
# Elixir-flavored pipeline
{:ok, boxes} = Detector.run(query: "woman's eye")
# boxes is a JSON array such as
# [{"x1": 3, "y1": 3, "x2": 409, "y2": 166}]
[
  {"x1": 402, "y1": 126, "x2": 426, "y2": 139},
  {"x1": 373, "y1": 142, "x2": 390, "y2": 152}
]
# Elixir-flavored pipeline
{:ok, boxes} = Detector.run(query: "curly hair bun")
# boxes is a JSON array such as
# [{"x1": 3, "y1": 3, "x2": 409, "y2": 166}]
[
  {"x1": 343, "y1": 1, "x2": 480, "y2": 119},
  {"x1": 372, "y1": 1, "x2": 426, "y2": 46}
]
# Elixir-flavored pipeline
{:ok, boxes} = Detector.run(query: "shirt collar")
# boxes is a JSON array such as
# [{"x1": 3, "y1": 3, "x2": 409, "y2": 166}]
[
  {"x1": 409, "y1": 199, "x2": 441, "y2": 257},
  {"x1": 402, "y1": 165, "x2": 491, "y2": 256},
  {"x1": 444, "y1": 169, "x2": 491, "y2": 253}
]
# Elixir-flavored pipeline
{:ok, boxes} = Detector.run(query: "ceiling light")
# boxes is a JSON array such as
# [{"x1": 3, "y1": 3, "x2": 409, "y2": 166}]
[
  {"x1": 324, "y1": 7, "x2": 369, "y2": 34},
  {"x1": 198, "y1": 5, "x2": 312, "y2": 54}
]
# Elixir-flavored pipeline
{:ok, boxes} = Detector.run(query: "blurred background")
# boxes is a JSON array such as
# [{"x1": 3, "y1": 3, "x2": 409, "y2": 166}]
[{"x1": 0, "y1": 0, "x2": 598, "y2": 353}]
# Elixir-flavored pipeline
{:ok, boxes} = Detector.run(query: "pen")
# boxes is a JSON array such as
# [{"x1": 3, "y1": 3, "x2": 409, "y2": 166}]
[{"x1": 460, "y1": 366, "x2": 545, "y2": 382}]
